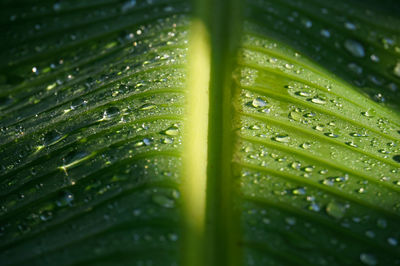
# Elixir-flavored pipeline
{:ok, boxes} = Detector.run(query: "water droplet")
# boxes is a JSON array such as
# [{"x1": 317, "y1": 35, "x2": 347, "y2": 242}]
[
  {"x1": 361, "y1": 109, "x2": 376, "y2": 117},
  {"x1": 320, "y1": 29, "x2": 331, "y2": 38},
  {"x1": 370, "y1": 54, "x2": 379, "y2": 62},
  {"x1": 365, "y1": 230, "x2": 375, "y2": 238},
  {"x1": 346, "y1": 141, "x2": 358, "y2": 148},
  {"x1": 273, "y1": 135, "x2": 290, "y2": 143},
  {"x1": 392, "y1": 155, "x2": 400, "y2": 163},
  {"x1": 311, "y1": 97, "x2": 326, "y2": 105},
  {"x1": 344, "y1": 40, "x2": 365, "y2": 58},
  {"x1": 70, "y1": 98, "x2": 87, "y2": 110},
  {"x1": 360, "y1": 253, "x2": 377, "y2": 266},
  {"x1": 152, "y1": 194, "x2": 175, "y2": 208},
  {"x1": 63, "y1": 150, "x2": 89, "y2": 167},
  {"x1": 139, "y1": 103, "x2": 156, "y2": 110},
  {"x1": 292, "y1": 187, "x2": 306, "y2": 195},
  {"x1": 393, "y1": 61, "x2": 400, "y2": 77},
  {"x1": 56, "y1": 190, "x2": 74, "y2": 207},
  {"x1": 344, "y1": 22, "x2": 356, "y2": 30},
  {"x1": 252, "y1": 97, "x2": 267, "y2": 108},
  {"x1": 326, "y1": 201, "x2": 346, "y2": 219},
  {"x1": 302, "y1": 19, "x2": 312, "y2": 28},
  {"x1": 285, "y1": 217, "x2": 296, "y2": 225},
  {"x1": 376, "y1": 218, "x2": 387, "y2": 228},
  {"x1": 324, "y1": 132, "x2": 339, "y2": 138},
  {"x1": 163, "y1": 125, "x2": 179, "y2": 136},
  {"x1": 387, "y1": 237, "x2": 398, "y2": 246},
  {"x1": 347, "y1": 63, "x2": 363, "y2": 75},
  {"x1": 289, "y1": 111, "x2": 302, "y2": 121},
  {"x1": 103, "y1": 107, "x2": 120, "y2": 119},
  {"x1": 43, "y1": 130, "x2": 63, "y2": 146},
  {"x1": 300, "y1": 142, "x2": 311, "y2": 149}
]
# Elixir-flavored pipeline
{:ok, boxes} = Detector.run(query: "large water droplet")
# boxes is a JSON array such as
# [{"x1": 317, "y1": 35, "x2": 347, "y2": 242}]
[{"x1": 344, "y1": 40, "x2": 365, "y2": 58}]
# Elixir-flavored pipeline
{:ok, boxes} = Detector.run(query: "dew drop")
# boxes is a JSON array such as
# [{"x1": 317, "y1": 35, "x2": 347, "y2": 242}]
[
  {"x1": 392, "y1": 155, "x2": 400, "y2": 163},
  {"x1": 320, "y1": 29, "x2": 331, "y2": 38},
  {"x1": 311, "y1": 97, "x2": 326, "y2": 105},
  {"x1": 326, "y1": 201, "x2": 346, "y2": 219},
  {"x1": 289, "y1": 111, "x2": 302, "y2": 121},
  {"x1": 273, "y1": 135, "x2": 290, "y2": 143},
  {"x1": 139, "y1": 103, "x2": 156, "y2": 110},
  {"x1": 43, "y1": 130, "x2": 63, "y2": 146},
  {"x1": 152, "y1": 194, "x2": 175, "y2": 208},
  {"x1": 344, "y1": 40, "x2": 365, "y2": 58},
  {"x1": 251, "y1": 97, "x2": 267, "y2": 108},
  {"x1": 344, "y1": 22, "x2": 356, "y2": 30},
  {"x1": 103, "y1": 107, "x2": 120, "y2": 119},
  {"x1": 387, "y1": 237, "x2": 398, "y2": 246},
  {"x1": 360, "y1": 253, "x2": 377, "y2": 266},
  {"x1": 324, "y1": 132, "x2": 339, "y2": 138},
  {"x1": 163, "y1": 125, "x2": 179, "y2": 136},
  {"x1": 56, "y1": 190, "x2": 74, "y2": 207},
  {"x1": 393, "y1": 62, "x2": 400, "y2": 78}
]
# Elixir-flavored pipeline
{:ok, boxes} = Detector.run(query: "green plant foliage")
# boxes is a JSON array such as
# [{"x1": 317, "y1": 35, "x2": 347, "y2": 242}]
[{"x1": 0, "y1": 0, "x2": 399, "y2": 265}]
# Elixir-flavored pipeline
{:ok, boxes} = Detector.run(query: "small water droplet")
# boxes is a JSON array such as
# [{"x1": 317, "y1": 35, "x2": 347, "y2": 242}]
[
  {"x1": 103, "y1": 107, "x2": 120, "y2": 119},
  {"x1": 285, "y1": 217, "x2": 296, "y2": 225},
  {"x1": 344, "y1": 22, "x2": 356, "y2": 30},
  {"x1": 392, "y1": 155, "x2": 400, "y2": 163},
  {"x1": 326, "y1": 201, "x2": 346, "y2": 219},
  {"x1": 387, "y1": 237, "x2": 398, "y2": 246},
  {"x1": 324, "y1": 132, "x2": 339, "y2": 138},
  {"x1": 43, "y1": 130, "x2": 63, "y2": 146},
  {"x1": 344, "y1": 40, "x2": 365, "y2": 58},
  {"x1": 252, "y1": 97, "x2": 267, "y2": 108},
  {"x1": 360, "y1": 253, "x2": 377, "y2": 266},
  {"x1": 152, "y1": 194, "x2": 175, "y2": 208},
  {"x1": 56, "y1": 190, "x2": 74, "y2": 207},
  {"x1": 139, "y1": 103, "x2": 156, "y2": 110},
  {"x1": 273, "y1": 135, "x2": 290, "y2": 143},
  {"x1": 311, "y1": 97, "x2": 326, "y2": 105},
  {"x1": 361, "y1": 109, "x2": 376, "y2": 117},
  {"x1": 320, "y1": 29, "x2": 331, "y2": 38},
  {"x1": 393, "y1": 62, "x2": 400, "y2": 77},
  {"x1": 163, "y1": 125, "x2": 179, "y2": 136}
]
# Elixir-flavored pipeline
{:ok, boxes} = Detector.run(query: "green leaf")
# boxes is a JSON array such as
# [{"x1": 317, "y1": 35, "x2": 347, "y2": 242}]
[{"x1": 1, "y1": 0, "x2": 400, "y2": 266}]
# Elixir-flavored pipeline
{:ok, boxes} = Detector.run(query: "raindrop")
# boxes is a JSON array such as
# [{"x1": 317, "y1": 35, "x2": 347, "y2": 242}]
[
  {"x1": 103, "y1": 107, "x2": 120, "y2": 119},
  {"x1": 310, "y1": 97, "x2": 326, "y2": 105},
  {"x1": 344, "y1": 22, "x2": 356, "y2": 30},
  {"x1": 43, "y1": 130, "x2": 63, "y2": 146},
  {"x1": 251, "y1": 97, "x2": 267, "y2": 108},
  {"x1": 344, "y1": 40, "x2": 365, "y2": 58},
  {"x1": 139, "y1": 103, "x2": 156, "y2": 110},
  {"x1": 361, "y1": 109, "x2": 376, "y2": 117},
  {"x1": 324, "y1": 132, "x2": 339, "y2": 138},
  {"x1": 360, "y1": 253, "x2": 377, "y2": 266},
  {"x1": 392, "y1": 155, "x2": 400, "y2": 163},
  {"x1": 273, "y1": 135, "x2": 290, "y2": 143},
  {"x1": 320, "y1": 29, "x2": 331, "y2": 38},
  {"x1": 70, "y1": 98, "x2": 87, "y2": 110},
  {"x1": 163, "y1": 125, "x2": 179, "y2": 136},
  {"x1": 152, "y1": 194, "x2": 175, "y2": 208},
  {"x1": 326, "y1": 201, "x2": 346, "y2": 219},
  {"x1": 56, "y1": 190, "x2": 74, "y2": 207},
  {"x1": 393, "y1": 62, "x2": 400, "y2": 78},
  {"x1": 289, "y1": 111, "x2": 302, "y2": 121},
  {"x1": 387, "y1": 237, "x2": 398, "y2": 246}
]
